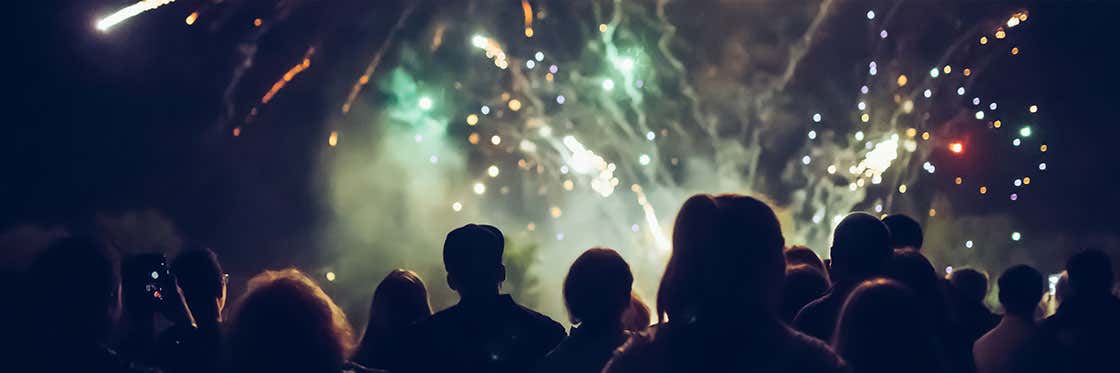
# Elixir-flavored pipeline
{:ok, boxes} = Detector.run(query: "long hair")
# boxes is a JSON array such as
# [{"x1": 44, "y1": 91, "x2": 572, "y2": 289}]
[
  {"x1": 832, "y1": 278, "x2": 945, "y2": 373},
  {"x1": 563, "y1": 248, "x2": 633, "y2": 325},
  {"x1": 354, "y1": 269, "x2": 431, "y2": 368},
  {"x1": 228, "y1": 268, "x2": 355, "y2": 373},
  {"x1": 656, "y1": 194, "x2": 785, "y2": 323}
]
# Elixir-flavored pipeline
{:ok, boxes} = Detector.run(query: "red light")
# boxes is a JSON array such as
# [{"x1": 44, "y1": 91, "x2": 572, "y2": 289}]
[
  {"x1": 153, "y1": 291, "x2": 162, "y2": 299},
  {"x1": 949, "y1": 142, "x2": 964, "y2": 154}
]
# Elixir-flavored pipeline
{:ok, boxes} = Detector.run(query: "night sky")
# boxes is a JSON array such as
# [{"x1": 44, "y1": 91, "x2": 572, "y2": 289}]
[{"x1": 5, "y1": 0, "x2": 1120, "y2": 276}]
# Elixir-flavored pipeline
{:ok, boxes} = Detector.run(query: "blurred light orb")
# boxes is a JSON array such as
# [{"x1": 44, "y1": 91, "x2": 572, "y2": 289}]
[
  {"x1": 867, "y1": 10, "x2": 876, "y2": 20},
  {"x1": 802, "y1": 155, "x2": 811, "y2": 165},
  {"x1": 418, "y1": 97, "x2": 433, "y2": 110},
  {"x1": 957, "y1": 87, "x2": 966, "y2": 95},
  {"x1": 975, "y1": 111, "x2": 985, "y2": 120},
  {"x1": 473, "y1": 182, "x2": 486, "y2": 194},
  {"x1": 812, "y1": 113, "x2": 822, "y2": 122},
  {"x1": 965, "y1": 240, "x2": 974, "y2": 248},
  {"x1": 452, "y1": 202, "x2": 463, "y2": 212},
  {"x1": 1012, "y1": 232, "x2": 1022, "y2": 241},
  {"x1": 602, "y1": 79, "x2": 615, "y2": 91},
  {"x1": 487, "y1": 165, "x2": 500, "y2": 177}
]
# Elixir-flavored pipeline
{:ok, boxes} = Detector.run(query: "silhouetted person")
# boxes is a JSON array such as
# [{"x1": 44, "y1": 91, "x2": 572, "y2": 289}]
[
  {"x1": 1018, "y1": 249, "x2": 1120, "y2": 373},
  {"x1": 948, "y1": 268, "x2": 999, "y2": 343},
  {"x1": 604, "y1": 194, "x2": 848, "y2": 373},
  {"x1": 537, "y1": 248, "x2": 634, "y2": 373},
  {"x1": 621, "y1": 291, "x2": 651, "y2": 333},
  {"x1": 786, "y1": 245, "x2": 830, "y2": 282},
  {"x1": 832, "y1": 278, "x2": 945, "y2": 373},
  {"x1": 156, "y1": 248, "x2": 227, "y2": 373},
  {"x1": 884, "y1": 250, "x2": 972, "y2": 373},
  {"x1": 26, "y1": 237, "x2": 153, "y2": 373},
  {"x1": 782, "y1": 265, "x2": 829, "y2": 323},
  {"x1": 794, "y1": 212, "x2": 891, "y2": 342},
  {"x1": 228, "y1": 268, "x2": 376, "y2": 373},
  {"x1": 352, "y1": 269, "x2": 432, "y2": 369},
  {"x1": 973, "y1": 265, "x2": 1044, "y2": 373},
  {"x1": 881, "y1": 214, "x2": 922, "y2": 251},
  {"x1": 392, "y1": 224, "x2": 565, "y2": 373}
]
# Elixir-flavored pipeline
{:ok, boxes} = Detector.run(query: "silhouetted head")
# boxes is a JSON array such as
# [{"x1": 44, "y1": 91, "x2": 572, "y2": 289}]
[
  {"x1": 621, "y1": 291, "x2": 652, "y2": 332},
  {"x1": 564, "y1": 248, "x2": 633, "y2": 326},
  {"x1": 29, "y1": 236, "x2": 120, "y2": 342},
  {"x1": 948, "y1": 268, "x2": 990, "y2": 304},
  {"x1": 882, "y1": 214, "x2": 923, "y2": 250},
  {"x1": 442, "y1": 224, "x2": 505, "y2": 298},
  {"x1": 832, "y1": 278, "x2": 943, "y2": 373},
  {"x1": 1066, "y1": 249, "x2": 1115, "y2": 298},
  {"x1": 781, "y1": 265, "x2": 829, "y2": 323},
  {"x1": 229, "y1": 269, "x2": 354, "y2": 373},
  {"x1": 657, "y1": 194, "x2": 785, "y2": 322},
  {"x1": 830, "y1": 213, "x2": 891, "y2": 284},
  {"x1": 884, "y1": 250, "x2": 950, "y2": 324},
  {"x1": 997, "y1": 265, "x2": 1044, "y2": 317},
  {"x1": 172, "y1": 248, "x2": 226, "y2": 324},
  {"x1": 366, "y1": 269, "x2": 430, "y2": 332},
  {"x1": 785, "y1": 245, "x2": 827, "y2": 276}
]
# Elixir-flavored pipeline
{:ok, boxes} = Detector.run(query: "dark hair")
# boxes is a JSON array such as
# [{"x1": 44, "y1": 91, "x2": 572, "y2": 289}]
[
  {"x1": 355, "y1": 269, "x2": 431, "y2": 368},
  {"x1": 997, "y1": 265, "x2": 1044, "y2": 316},
  {"x1": 656, "y1": 194, "x2": 785, "y2": 322},
  {"x1": 884, "y1": 251, "x2": 953, "y2": 327},
  {"x1": 781, "y1": 265, "x2": 829, "y2": 323},
  {"x1": 564, "y1": 248, "x2": 633, "y2": 325},
  {"x1": 442, "y1": 224, "x2": 505, "y2": 294},
  {"x1": 172, "y1": 248, "x2": 224, "y2": 322},
  {"x1": 881, "y1": 214, "x2": 923, "y2": 250},
  {"x1": 948, "y1": 268, "x2": 989, "y2": 304},
  {"x1": 29, "y1": 237, "x2": 120, "y2": 341},
  {"x1": 228, "y1": 268, "x2": 354, "y2": 373},
  {"x1": 830, "y1": 213, "x2": 891, "y2": 283},
  {"x1": 832, "y1": 278, "x2": 944, "y2": 373},
  {"x1": 1066, "y1": 249, "x2": 1115, "y2": 297},
  {"x1": 785, "y1": 245, "x2": 828, "y2": 277},
  {"x1": 621, "y1": 291, "x2": 651, "y2": 332}
]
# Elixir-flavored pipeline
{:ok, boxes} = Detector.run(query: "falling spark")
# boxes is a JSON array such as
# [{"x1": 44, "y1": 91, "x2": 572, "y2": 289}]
[
  {"x1": 521, "y1": 0, "x2": 534, "y2": 38},
  {"x1": 260, "y1": 47, "x2": 315, "y2": 104},
  {"x1": 96, "y1": 0, "x2": 177, "y2": 32},
  {"x1": 184, "y1": 11, "x2": 198, "y2": 26},
  {"x1": 341, "y1": 5, "x2": 416, "y2": 114}
]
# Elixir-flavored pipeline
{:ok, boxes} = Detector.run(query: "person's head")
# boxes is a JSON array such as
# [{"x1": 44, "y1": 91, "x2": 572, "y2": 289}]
[
  {"x1": 832, "y1": 278, "x2": 943, "y2": 373},
  {"x1": 781, "y1": 265, "x2": 829, "y2": 323},
  {"x1": 881, "y1": 214, "x2": 923, "y2": 250},
  {"x1": 948, "y1": 268, "x2": 990, "y2": 304},
  {"x1": 172, "y1": 248, "x2": 226, "y2": 324},
  {"x1": 442, "y1": 224, "x2": 505, "y2": 298},
  {"x1": 785, "y1": 245, "x2": 827, "y2": 275},
  {"x1": 884, "y1": 250, "x2": 950, "y2": 323},
  {"x1": 829, "y1": 213, "x2": 891, "y2": 284},
  {"x1": 366, "y1": 269, "x2": 431, "y2": 332},
  {"x1": 1065, "y1": 249, "x2": 1115, "y2": 298},
  {"x1": 621, "y1": 291, "x2": 652, "y2": 332},
  {"x1": 563, "y1": 248, "x2": 634, "y2": 327},
  {"x1": 997, "y1": 265, "x2": 1044, "y2": 317},
  {"x1": 228, "y1": 268, "x2": 354, "y2": 373},
  {"x1": 29, "y1": 237, "x2": 121, "y2": 342},
  {"x1": 657, "y1": 194, "x2": 785, "y2": 322}
]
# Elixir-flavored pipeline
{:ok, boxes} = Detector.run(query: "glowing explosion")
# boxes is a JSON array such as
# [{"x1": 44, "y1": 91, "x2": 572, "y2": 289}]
[{"x1": 97, "y1": 1, "x2": 1049, "y2": 314}]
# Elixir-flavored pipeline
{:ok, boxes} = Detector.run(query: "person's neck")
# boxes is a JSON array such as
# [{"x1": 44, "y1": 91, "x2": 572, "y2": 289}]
[{"x1": 1002, "y1": 313, "x2": 1035, "y2": 325}]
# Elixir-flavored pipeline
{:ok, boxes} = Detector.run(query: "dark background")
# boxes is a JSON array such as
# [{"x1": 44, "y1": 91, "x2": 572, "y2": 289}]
[{"x1": 4, "y1": 1, "x2": 1119, "y2": 278}]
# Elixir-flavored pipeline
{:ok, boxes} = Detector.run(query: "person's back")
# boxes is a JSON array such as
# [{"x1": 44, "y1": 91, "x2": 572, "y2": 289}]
[
  {"x1": 352, "y1": 269, "x2": 432, "y2": 370},
  {"x1": 394, "y1": 224, "x2": 565, "y2": 373},
  {"x1": 832, "y1": 278, "x2": 945, "y2": 373},
  {"x1": 794, "y1": 213, "x2": 892, "y2": 342},
  {"x1": 26, "y1": 237, "x2": 155, "y2": 373},
  {"x1": 537, "y1": 248, "x2": 634, "y2": 373},
  {"x1": 948, "y1": 268, "x2": 999, "y2": 344},
  {"x1": 605, "y1": 194, "x2": 848, "y2": 373},
  {"x1": 973, "y1": 265, "x2": 1044, "y2": 373},
  {"x1": 1019, "y1": 249, "x2": 1120, "y2": 373},
  {"x1": 884, "y1": 250, "x2": 972, "y2": 373}
]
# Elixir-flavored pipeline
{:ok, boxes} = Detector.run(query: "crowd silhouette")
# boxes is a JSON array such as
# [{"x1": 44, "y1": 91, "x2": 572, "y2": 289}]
[{"x1": 6, "y1": 193, "x2": 1119, "y2": 373}]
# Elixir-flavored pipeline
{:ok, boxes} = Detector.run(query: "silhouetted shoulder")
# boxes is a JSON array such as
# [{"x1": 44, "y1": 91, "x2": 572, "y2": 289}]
[
  {"x1": 513, "y1": 301, "x2": 567, "y2": 336},
  {"x1": 782, "y1": 328, "x2": 849, "y2": 373},
  {"x1": 601, "y1": 327, "x2": 661, "y2": 373}
]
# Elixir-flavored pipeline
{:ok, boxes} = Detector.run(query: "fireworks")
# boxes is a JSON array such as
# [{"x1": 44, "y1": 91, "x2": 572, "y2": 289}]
[
  {"x1": 96, "y1": 0, "x2": 177, "y2": 31},
  {"x1": 94, "y1": 1, "x2": 1054, "y2": 281}
]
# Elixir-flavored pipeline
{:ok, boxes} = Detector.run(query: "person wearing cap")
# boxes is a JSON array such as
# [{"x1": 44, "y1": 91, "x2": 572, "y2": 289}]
[{"x1": 388, "y1": 224, "x2": 565, "y2": 373}]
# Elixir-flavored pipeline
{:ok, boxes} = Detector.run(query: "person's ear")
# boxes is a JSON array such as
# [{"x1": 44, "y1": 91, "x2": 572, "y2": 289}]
[{"x1": 498, "y1": 264, "x2": 506, "y2": 283}]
